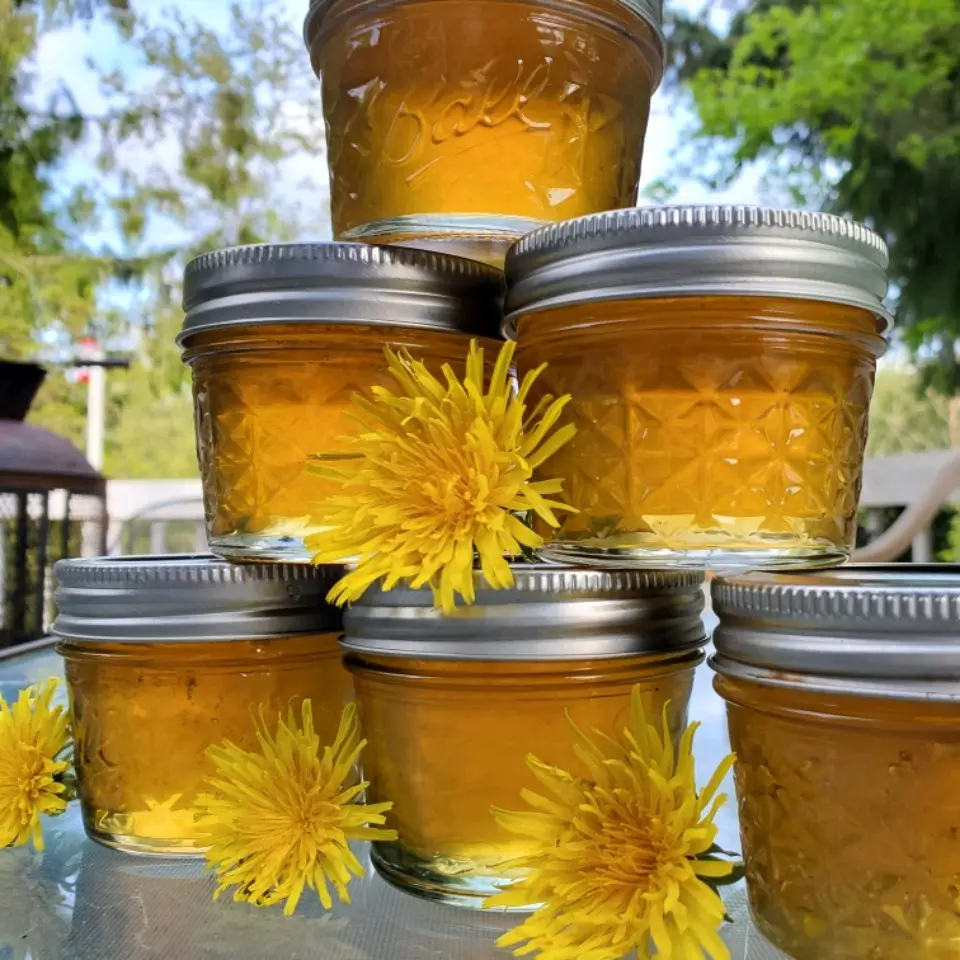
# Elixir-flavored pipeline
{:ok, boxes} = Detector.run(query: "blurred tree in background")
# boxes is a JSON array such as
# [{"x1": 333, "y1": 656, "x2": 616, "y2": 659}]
[
  {"x1": 1, "y1": 0, "x2": 326, "y2": 477},
  {"x1": 7, "y1": 0, "x2": 959, "y2": 479},
  {"x1": 866, "y1": 366, "x2": 951, "y2": 456},
  {"x1": 668, "y1": 0, "x2": 960, "y2": 439}
]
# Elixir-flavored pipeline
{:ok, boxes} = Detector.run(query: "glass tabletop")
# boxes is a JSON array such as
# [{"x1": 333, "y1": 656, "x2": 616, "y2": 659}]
[{"x1": 0, "y1": 612, "x2": 791, "y2": 960}]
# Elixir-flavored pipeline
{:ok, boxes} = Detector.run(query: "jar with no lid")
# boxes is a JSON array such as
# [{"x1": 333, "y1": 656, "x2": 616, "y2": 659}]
[{"x1": 309, "y1": 0, "x2": 663, "y2": 264}]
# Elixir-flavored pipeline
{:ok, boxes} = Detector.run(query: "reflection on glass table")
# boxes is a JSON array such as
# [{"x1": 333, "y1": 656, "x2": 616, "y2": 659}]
[{"x1": 0, "y1": 621, "x2": 792, "y2": 959}]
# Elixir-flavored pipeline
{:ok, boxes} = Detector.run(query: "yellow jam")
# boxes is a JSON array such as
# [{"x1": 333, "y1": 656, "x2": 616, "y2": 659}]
[
  {"x1": 515, "y1": 297, "x2": 885, "y2": 568},
  {"x1": 348, "y1": 652, "x2": 699, "y2": 904},
  {"x1": 60, "y1": 634, "x2": 353, "y2": 855},
  {"x1": 717, "y1": 676, "x2": 960, "y2": 960},
  {"x1": 183, "y1": 323, "x2": 498, "y2": 561},
  {"x1": 314, "y1": 0, "x2": 659, "y2": 251}
]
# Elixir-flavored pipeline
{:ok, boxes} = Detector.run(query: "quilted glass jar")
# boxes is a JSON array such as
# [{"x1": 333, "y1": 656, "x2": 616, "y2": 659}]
[
  {"x1": 712, "y1": 567, "x2": 960, "y2": 960},
  {"x1": 53, "y1": 556, "x2": 350, "y2": 856},
  {"x1": 304, "y1": 0, "x2": 665, "y2": 266},
  {"x1": 179, "y1": 243, "x2": 502, "y2": 562},
  {"x1": 342, "y1": 566, "x2": 707, "y2": 907},
  {"x1": 505, "y1": 206, "x2": 892, "y2": 570}
]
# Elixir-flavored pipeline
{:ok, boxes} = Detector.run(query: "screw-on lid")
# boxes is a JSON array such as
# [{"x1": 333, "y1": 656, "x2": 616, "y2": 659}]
[
  {"x1": 304, "y1": 0, "x2": 666, "y2": 86},
  {"x1": 503, "y1": 206, "x2": 893, "y2": 337},
  {"x1": 711, "y1": 565, "x2": 960, "y2": 701},
  {"x1": 178, "y1": 242, "x2": 504, "y2": 343},
  {"x1": 53, "y1": 555, "x2": 346, "y2": 642},
  {"x1": 342, "y1": 565, "x2": 706, "y2": 660}
]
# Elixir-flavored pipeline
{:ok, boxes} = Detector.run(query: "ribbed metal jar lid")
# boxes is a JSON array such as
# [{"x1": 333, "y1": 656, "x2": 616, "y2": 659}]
[
  {"x1": 342, "y1": 565, "x2": 706, "y2": 660},
  {"x1": 53, "y1": 555, "x2": 346, "y2": 642},
  {"x1": 711, "y1": 565, "x2": 960, "y2": 701},
  {"x1": 503, "y1": 205, "x2": 893, "y2": 337},
  {"x1": 178, "y1": 242, "x2": 503, "y2": 342},
  {"x1": 304, "y1": 0, "x2": 666, "y2": 82}
]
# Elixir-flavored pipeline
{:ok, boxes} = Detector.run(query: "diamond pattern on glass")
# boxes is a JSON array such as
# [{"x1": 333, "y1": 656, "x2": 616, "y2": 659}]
[{"x1": 517, "y1": 305, "x2": 879, "y2": 558}]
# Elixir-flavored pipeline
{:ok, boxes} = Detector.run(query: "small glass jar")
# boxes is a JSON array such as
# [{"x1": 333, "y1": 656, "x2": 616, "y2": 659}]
[
  {"x1": 179, "y1": 243, "x2": 503, "y2": 562},
  {"x1": 342, "y1": 565, "x2": 707, "y2": 907},
  {"x1": 304, "y1": 0, "x2": 665, "y2": 265},
  {"x1": 711, "y1": 567, "x2": 960, "y2": 960},
  {"x1": 504, "y1": 206, "x2": 892, "y2": 570},
  {"x1": 53, "y1": 555, "x2": 351, "y2": 856}
]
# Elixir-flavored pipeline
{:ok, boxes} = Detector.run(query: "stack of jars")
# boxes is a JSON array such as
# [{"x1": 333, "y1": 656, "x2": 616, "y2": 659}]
[{"x1": 50, "y1": 2, "x2": 960, "y2": 958}]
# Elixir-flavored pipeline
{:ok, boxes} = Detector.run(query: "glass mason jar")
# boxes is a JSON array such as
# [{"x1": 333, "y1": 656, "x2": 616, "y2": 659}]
[
  {"x1": 304, "y1": 0, "x2": 665, "y2": 266},
  {"x1": 342, "y1": 565, "x2": 707, "y2": 907},
  {"x1": 505, "y1": 206, "x2": 892, "y2": 570},
  {"x1": 53, "y1": 556, "x2": 351, "y2": 856},
  {"x1": 711, "y1": 567, "x2": 960, "y2": 960},
  {"x1": 179, "y1": 243, "x2": 503, "y2": 562}
]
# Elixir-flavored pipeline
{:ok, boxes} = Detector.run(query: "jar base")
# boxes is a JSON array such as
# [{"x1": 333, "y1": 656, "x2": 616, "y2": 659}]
[
  {"x1": 340, "y1": 214, "x2": 546, "y2": 269},
  {"x1": 749, "y1": 904, "x2": 828, "y2": 960},
  {"x1": 370, "y1": 842, "x2": 535, "y2": 912},
  {"x1": 208, "y1": 533, "x2": 312, "y2": 563},
  {"x1": 539, "y1": 541, "x2": 850, "y2": 572},
  {"x1": 84, "y1": 824, "x2": 207, "y2": 858}
]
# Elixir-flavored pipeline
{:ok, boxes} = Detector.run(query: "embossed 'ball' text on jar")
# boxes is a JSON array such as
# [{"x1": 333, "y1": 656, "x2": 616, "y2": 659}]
[
  {"x1": 53, "y1": 555, "x2": 351, "y2": 856},
  {"x1": 342, "y1": 565, "x2": 707, "y2": 907},
  {"x1": 304, "y1": 0, "x2": 665, "y2": 265},
  {"x1": 711, "y1": 567, "x2": 960, "y2": 960},
  {"x1": 179, "y1": 243, "x2": 503, "y2": 562},
  {"x1": 504, "y1": 206, "x2": 892, "y2": 571}
]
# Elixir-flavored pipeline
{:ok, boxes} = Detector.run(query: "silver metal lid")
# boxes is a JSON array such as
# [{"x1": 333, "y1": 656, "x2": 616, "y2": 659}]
[
  {"x1": 53, "y1": 555, "x2": 346, "y2": 642},
  {"x1": 304, "y1": 0, "x2": 666, "y2": 84},
  {"x1": 342, "y1": 565, "x2": 706, "y2": 660},
  {"x1": 504, "y1": 205, "x2": 893, "y2": 337},
  {"x1": 711, "y1": 565, "x2": 960, "y2": 701},
  {"x1": 179, "y1": 242, "x2": 503, "y2": 342}
]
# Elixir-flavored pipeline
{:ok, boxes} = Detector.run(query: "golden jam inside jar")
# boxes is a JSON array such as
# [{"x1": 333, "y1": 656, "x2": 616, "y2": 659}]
[
  {"x1": 313, "y1": 0, "x2": 661, "y2": 261},
  {"x1": 60, "y1": 634, "x2": 352, "y2": 855},
  {"x1": 515, "y1": 297, "x2": 885, "y2": 569},
  {"x1": 717, "y1": 676, "x2": 960, "y2": 960},
  {"x1": 183, "y1": 323, "x2": 499, "y2": 562},
  {"x1": 349, "y1": 652, "x2": 698, "y2": 907}
]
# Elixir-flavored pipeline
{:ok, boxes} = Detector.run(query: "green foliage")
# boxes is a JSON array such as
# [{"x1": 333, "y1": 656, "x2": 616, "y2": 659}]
[
  {"x1": 3, "y1": 0, "x2": 326, "y2": 478},
  {"x1": 669, "y1": 0, "x2": 960, "y2": 396},
  {"x1": 865, "y1": 365, "x2": 951, "y2": 457},
  {"x1": 938, "y1": 510, "x2": 960, "y2": 562},
  {"x1": 1, "y1": 1, "x2": 99, "y2": 357},
  {"x1": 102, "y1": 307, "x2": 198, "y2": 479}
]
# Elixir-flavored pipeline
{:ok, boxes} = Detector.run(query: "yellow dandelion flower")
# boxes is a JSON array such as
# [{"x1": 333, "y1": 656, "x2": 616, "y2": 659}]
[
  {"x1": 305, "y1": 339, "x2": 576, "y2": 614},
  {"x1": 485, "y1": 687, "x2": 741, "y2": 960},
  {"x1": 195, "y1": 701, "x2": 397, "y2": 916},
  {"x1": 0, "y1": 678, "x2": 72, "y2": 852}
]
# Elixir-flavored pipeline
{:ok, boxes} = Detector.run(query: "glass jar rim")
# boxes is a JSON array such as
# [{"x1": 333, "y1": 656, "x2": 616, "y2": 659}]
[
  {"x1": 179, "y1": 242, "x2": 504, "y2": 344},
  {"x1": 304, "y1": 0, "x2": 667, "y2": 87},
  {"x1": 711, "y1": 564, "x2": 960, "y2": 701},
  {"x1": 342, "y1": 564, "x2": 707, "y2": 660},
  {"x1": 503, "y1": 205, "x2": 894, "y2": 338},
  {"x1": 53, "y1": 554, "x2": 345, "y2": 643}
]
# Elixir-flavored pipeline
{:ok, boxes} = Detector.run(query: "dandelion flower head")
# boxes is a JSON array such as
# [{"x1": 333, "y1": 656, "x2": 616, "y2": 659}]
[
  {"x1": 0, "y1": 678, "x2": 72, "y2": 851},
  {"x1": 195, "y1": 701, "x2": 396, "y2": 915},
  {"x1": 486, "y1": 687, "x2": 740, "y2": 960},
  {"x1": 306, "y1": 339, "x2": 576, "y2": 613}
]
